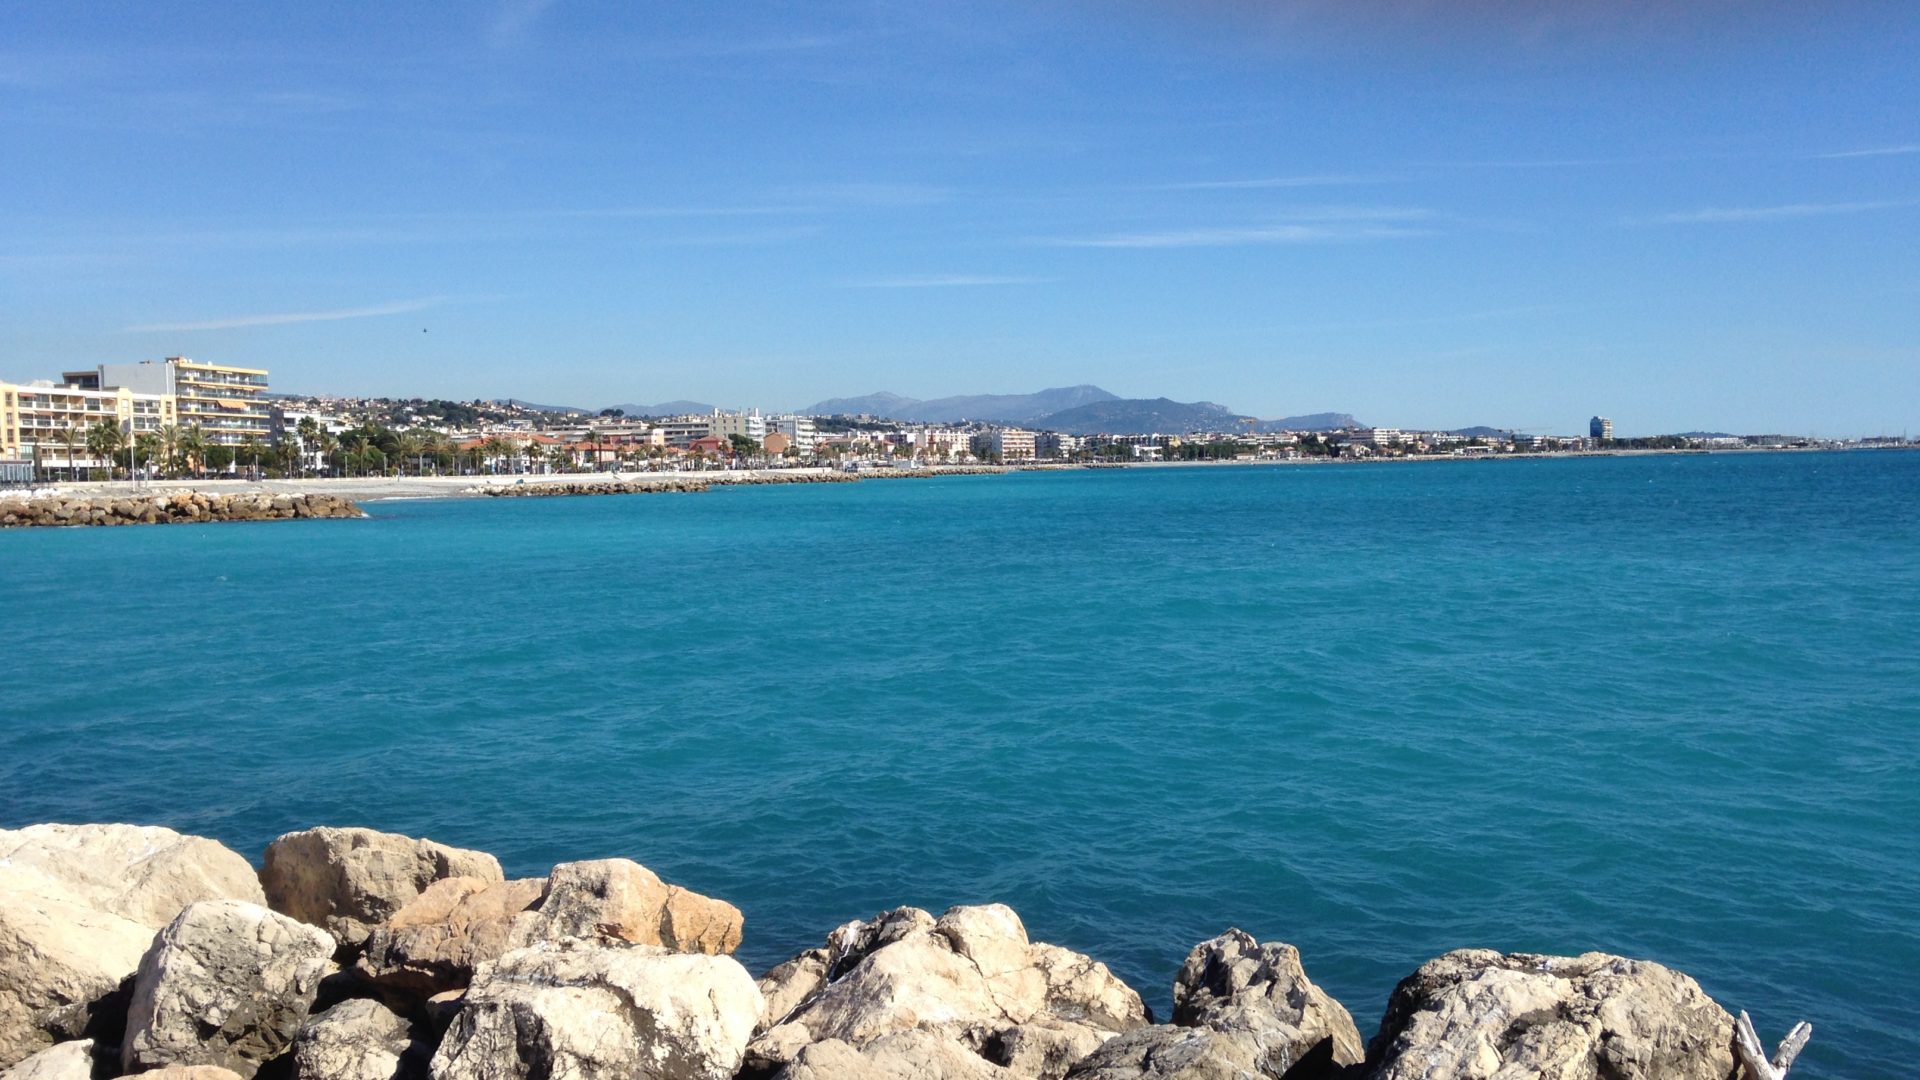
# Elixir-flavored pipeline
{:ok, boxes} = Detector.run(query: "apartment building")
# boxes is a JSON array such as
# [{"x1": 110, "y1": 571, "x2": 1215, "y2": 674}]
[
  {"x1": 80, "y1": 357, "x2": 271, "y2": 447},
  {"x1": 653, "y1": 417, "x2": 713, "y2": 448},
  {"x1": 969, "y1": 428, "x2": 1037, "y2": 461},
  {"x1": 0, "y1": 380, "x2": 177, "y2": 475},
  {"x1": 708, "y1": 408, "x2": 766, "y2": 446},
  {"x1": 766, "y1": 414, "x2": 817, "y2": 455}
]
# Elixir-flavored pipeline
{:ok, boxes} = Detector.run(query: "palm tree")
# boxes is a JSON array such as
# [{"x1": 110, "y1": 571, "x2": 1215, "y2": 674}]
[
  {"x1": 394, "y1": 431, "x2": 425, "y2": 477},
  {"x1": 178, "y1": 426, "x2": 210, "y2": 478},
  {"x1": 295, "y1": 417, "x2": 320, "y2": 478},
  {"x1": 340, "y1": 432, "x2": 368, "y2": 477},
  {"x1": 57, "y1": 424, "x2": 84, "y2": 481},
  {"x1": 134, "y1": 432, "x2": 161, "y2": 477},
  {"x1": 238, "y1": 435, "x2": 265, "y2": 479},
  {"x1": 86, "y1": 420, "x2": 126, "y2": 480},
  {"x1": 315, "y1": 430, "x2": 339, "y2": 476}
]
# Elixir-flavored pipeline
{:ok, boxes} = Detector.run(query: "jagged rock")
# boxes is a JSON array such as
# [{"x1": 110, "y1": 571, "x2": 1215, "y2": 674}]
[
  {"x1": 746, "y1": 904, "x2": 1147, "y2": 1079},
  {"x1": 259, "y1": 827, "x2": 503, "y2": 951},
  {"x1": 429, "y1": 937, "x2": 761, "y2": 1080},
  {"x1": 356, "y1": 858, "x2": 741, "y2": 999},
  {"x1": 1173, "y1": 929, "x2": 1363, "y2": 1065},
  {"x1": 0, "y1": 1039, "x2": 97, "y2": 1080},
  {"x1": 535, "y1": 858, "x2": 743, "y2": 956},
  {"x1": 783, "y1": 1032, "x2": 1018, "y2": 1079},
  {"x1": 121, "y1": 900, "x2": 335, "y2": 1078},
  {"x1": 0, "y1": 825, "x2": 264, "y2": 1069},
  {"x1": 291, "y1": 998, "x2": 424, "y2": 1080},
  {"x1": 139, "y1": 1068, "x2": 245, "y2": 1080},
  {"x1": 1066, "y1": 930, "x2": 1360, "y2": 1080},
  {"x1": 756, "y1": 949, "x2": 829, "y2": 1033},
  {"x1": 1365, "y1": 949, "x2": 1737, "y2": 1080},
  {"x1": 357, "y1": 878, "x2": 546, "y2": 997}
]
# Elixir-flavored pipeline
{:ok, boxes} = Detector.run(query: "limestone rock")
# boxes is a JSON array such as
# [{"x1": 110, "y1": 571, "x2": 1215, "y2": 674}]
[
  {"x1": 0, "y1": 825, "x2": 263, "y2": 1069},
  {"x1": 291, "y1": 998, "x2": 424, "y2": 1080},
  {"x1": 1365, "y1": 949, "x2": 1738, "y2": 1080},
  {"x1": 429, "y1": 937, "x2": 762, "y2": 1080},
  {"x1": 357, "y1": 858, "x2": 741, "y2": 999},
  {"x1": 355, "y1": 878, "x2": 543, "y2": 998},
  {"x1": 139, "y1": 1068, "x2": 245, "y2": 1080},
  {"x1": 756, "y1": 949, "x2": 829, "y2": 1033},
  {"x1": 0, "y1": 1039, "x2": 98, "y2": 1080},
  {"x1": 745, "y1": 904, "x2": 1147, "y2": 1078},
  {"x1": 536, "y1": 858, "x2": 743, "y2": 956},
  {"x1": 121, "y1": 900, "x2": 335, "y2": 1078},
  {"x1": 1065, "y1": 930, "x2": 1360, "y2": 1080},
  {"x1": 783, "y1": 1032, "x2": 1019, "y2": 1080},
  {"x1": 1172, "y1": 930, "x2": 1363, "y2": 1066},
  {"x1": 260, "y1": 827, "x2": 503, "y2": 950},
  {"x1": 0, "y1": 825, "x2": 263, "y2": 929},
  {"x1": 1064, "y1": 1023, "x2": 1290, "y2": 1080}
]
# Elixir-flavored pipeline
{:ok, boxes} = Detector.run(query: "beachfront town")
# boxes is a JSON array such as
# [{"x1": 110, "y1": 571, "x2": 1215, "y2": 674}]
[{"x1": 1, "y1": 357, "x2": 1908, "y2": 484}]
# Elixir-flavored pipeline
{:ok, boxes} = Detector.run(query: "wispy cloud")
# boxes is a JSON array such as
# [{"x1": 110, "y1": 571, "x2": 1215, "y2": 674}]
[
  {"x1": 1816, "y1": 144, "x2": 1920, "y2": 159},
  {"x1": 839, "y1": 274, "x2": 1048, "y2": 288},
  {"x1": 124, "y1": 296, "x2": 451, "y2": 333},
  {"x1": 488, "y1": 0, "x2": 558, "y2": 49},
  {"x1": 1640, "y1": 199, "x2": 1917, "y2": 224},
  {"x1": 1041, "y1": 208, "x2": 1434, "y2": 248},
  {"x1": 1146, "y1": 174, "x2": 1396, "y2": 191}
]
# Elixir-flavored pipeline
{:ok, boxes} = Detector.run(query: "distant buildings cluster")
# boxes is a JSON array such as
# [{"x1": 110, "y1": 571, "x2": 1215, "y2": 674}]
[{"x1": 1, "y1": 356, "x2": 1907, "y2": 485}]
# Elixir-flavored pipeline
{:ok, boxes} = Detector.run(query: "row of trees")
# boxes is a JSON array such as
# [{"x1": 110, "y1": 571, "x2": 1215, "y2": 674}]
[{"x1": 30, "y1": 420, "x2": 273, "y2": 480}]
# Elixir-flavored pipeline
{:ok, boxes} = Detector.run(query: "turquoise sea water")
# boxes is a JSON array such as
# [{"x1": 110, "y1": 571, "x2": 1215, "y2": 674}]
[{"x1": 4, "y1": 452, "x2": 1917, "y2": 1077}]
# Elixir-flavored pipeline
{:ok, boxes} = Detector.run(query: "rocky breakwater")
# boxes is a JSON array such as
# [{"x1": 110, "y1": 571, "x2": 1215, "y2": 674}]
[
  {"x1": 0, "y1": 821, "x2": 1810, "y2": 1080},
  {"x1": 0, "y1": 492, "x2": 362, "y2": 529}
]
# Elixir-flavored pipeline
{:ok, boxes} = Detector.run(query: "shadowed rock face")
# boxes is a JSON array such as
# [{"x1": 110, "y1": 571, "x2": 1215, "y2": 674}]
[
  {"x1": 429, "y1": 938, "x2": 762, "y2": 1080},
  {"x1": 260, "y1": 827, "x2": 504, "y2": 953},
  {"x1": 0, "y1": 825, "x2": 264, "y2": 1070},
  {"x1": 121, "y1": 900, "x2": 335, "y2": 1079},
  {"x1": 1065, "y1": 929, "x2": 1361, "y2": 1080},
  {"x1": 355, "y1": 858, "x2": 744, "y2": 1000},
  {"x1": 1364, "y1": 950, "x2": 1738, "y2": 1080},
  {"x1": 746, "y1": 903, "x2": 1149, "y2": 1080}
]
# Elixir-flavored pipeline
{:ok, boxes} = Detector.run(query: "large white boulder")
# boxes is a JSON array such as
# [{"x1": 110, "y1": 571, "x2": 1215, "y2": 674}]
[
  {"x1": 429, "y1": 937, "x2": 762, "y2": 1080},
  {"x1": 121, "y1": 900, "x2": 335, "y2": 1078},
  {"x1": 0, "y1": 824, "x2": 264, "y2": 1069},
  {"x1": 746, "y1": 904, "x2": 1148, "y2": 1079},
  {"x1": 1365, "y1": 949, "x2": 1737, "y2": 1080}
]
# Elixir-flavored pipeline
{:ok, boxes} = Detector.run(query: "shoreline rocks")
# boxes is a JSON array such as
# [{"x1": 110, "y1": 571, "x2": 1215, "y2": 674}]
[
  {"x1": 0, "y1": 821, "x2": 1796, "y2": 1080},
  {"x1": 0, "y1": 492, "x2": 362, "y2": 529}
]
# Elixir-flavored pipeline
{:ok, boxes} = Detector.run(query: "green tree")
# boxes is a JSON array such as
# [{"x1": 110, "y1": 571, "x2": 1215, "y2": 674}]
[
  {"x1": 238, "y1": 435, "x2": 265, "y2": 478},
  {"x1": 178, "y1": 426, "x2": 210, "y2": 477},
  {"x1": 86, "y1": 419, "x2": 126, "y2": 479},
  {"x1": 57, "y1": 424, "x2": 84, "y2": 480}
]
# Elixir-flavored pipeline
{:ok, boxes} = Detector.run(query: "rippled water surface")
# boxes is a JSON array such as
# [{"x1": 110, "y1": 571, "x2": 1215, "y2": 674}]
[{"x1": 5, "y1": 452, "x2": 1918, "y2": 1077}]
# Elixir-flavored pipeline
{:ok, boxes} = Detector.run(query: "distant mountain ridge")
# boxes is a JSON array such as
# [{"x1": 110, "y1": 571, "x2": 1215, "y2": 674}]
[
  {"x1": 608, "y1": 400, "x2": 716, "y2": 417},
  {"x1": 802, "y1": 385, "x2": 1361, "y2": 433},
  {"x1": 1033, "y1": 397, "x2": 1237, "y2": 435},
  {"x1": 802, "y1": 385, "x2": 1118, "y2": 424}
]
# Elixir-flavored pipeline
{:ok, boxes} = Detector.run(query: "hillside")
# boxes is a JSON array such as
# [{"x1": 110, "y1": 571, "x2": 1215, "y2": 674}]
[
  {"x1": 801, "y1": 385, "x2": 1117, "y2": 424},
  {"x1": 1033, "y1": 397, "x2": 1242, "y2": 435}
]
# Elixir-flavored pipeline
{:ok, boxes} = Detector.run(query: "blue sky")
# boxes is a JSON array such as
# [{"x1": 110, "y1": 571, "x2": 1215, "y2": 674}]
[{"x1": 3, "y1": 1, "x2": 1916, "y2": 435}]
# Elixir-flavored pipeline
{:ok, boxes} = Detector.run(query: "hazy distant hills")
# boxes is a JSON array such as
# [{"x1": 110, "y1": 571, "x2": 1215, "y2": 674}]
[
  {"x1": 1255, "y1": 412, "x2": 1359, "y2": 432},
  {"x1": 800, "y1": 385, "x2": 1363, "y2": 433},
  {"x1": 607, "y1": 400, "x2": 717, "y2": 417},
  {"x1": 803, "y1": 385, "x2": 1117, "y2": 425},
  {"x1": 1035, "y1": 397, "x2": 1236, "y2": 435}
]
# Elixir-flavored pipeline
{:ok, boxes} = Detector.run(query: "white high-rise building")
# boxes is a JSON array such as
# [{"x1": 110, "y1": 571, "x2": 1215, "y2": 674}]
[
  {"x1": 766, "y1": 415, "x2": 817, "y2": 454},
  {"x1": 708, "y1": 408, "x2": 766, "y2": 446}
]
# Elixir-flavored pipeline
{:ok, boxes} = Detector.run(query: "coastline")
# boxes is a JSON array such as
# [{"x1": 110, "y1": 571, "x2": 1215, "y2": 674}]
[{"x1": 4, "y1": 445, "x2": 1903, "y2": 528}]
